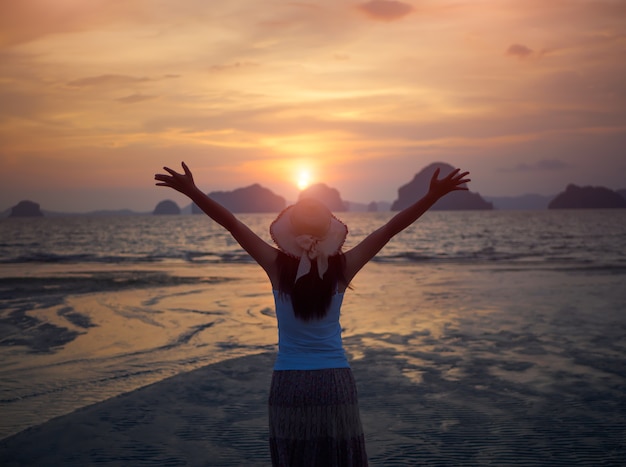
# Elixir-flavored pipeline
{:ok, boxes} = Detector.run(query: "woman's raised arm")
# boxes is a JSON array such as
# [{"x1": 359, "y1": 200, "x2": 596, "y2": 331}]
[
  {"x1": 342, "y1": 168, "x2": 470, "y2": 284},
  {"x1": 155, "y1": 162, "x2": 279, "y2": 278}
]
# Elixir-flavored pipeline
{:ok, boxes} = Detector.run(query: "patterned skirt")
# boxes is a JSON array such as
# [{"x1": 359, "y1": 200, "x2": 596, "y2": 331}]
[{"x1": 268, "y1": 368, "x2": 368, "y2": 467}]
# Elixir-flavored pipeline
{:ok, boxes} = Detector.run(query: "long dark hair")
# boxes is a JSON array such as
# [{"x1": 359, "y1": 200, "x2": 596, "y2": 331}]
[{"x1": 276, "y1": 252, "x2": 347, "y2": 321}]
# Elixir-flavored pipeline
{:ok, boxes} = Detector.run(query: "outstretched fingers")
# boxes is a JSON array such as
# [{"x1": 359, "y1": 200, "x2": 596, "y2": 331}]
[
  {"x1": 181, "y1": 161, "x2": 195, "y2": 183},
  {"x1": 458, "y1": 171, "x2": 471, "y2": 181},
  {"x1": 154, "y1": 166, "x2": 179, "y2": 187},
  {"x1": 155, "y1": 162, "x2": 185, "y2": 180},
  {"x1": 154, "y1": 162, "x2": 195, "y2": 194},
  {"x1": 454, "y1": 171, "x2": 470, "y2": 183},
  {"x1": 434, "y1": 167, "x2": 468, "y2": 183},
  {"x1": 446, "y1": 168, "x2": 461, "y2": 179},
  {"x1": 436, "y1": 168, "x2": 470, "y2": 192},
  {"x1": 451, "y1": 170, "x2": 471, "y2": 191},
  {"x1": 446, "y1": 168, "x2": 469, "y2": 181}
]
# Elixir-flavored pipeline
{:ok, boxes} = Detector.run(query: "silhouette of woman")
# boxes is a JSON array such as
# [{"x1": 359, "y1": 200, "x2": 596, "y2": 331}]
[{"x1": 155, "y1": 162, "x2": 470, "y2": 466}]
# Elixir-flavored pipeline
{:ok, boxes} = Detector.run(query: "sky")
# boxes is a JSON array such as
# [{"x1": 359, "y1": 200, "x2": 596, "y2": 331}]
[{"x1": 1, "y1": 0, "x2": 625, "y2": 212}]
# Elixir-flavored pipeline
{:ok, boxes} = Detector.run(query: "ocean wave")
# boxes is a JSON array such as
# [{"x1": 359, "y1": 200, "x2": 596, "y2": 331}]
[
  {"x1": 0, "y1": 272, "x2": 234, "y2": 303},
  {"x1": 0, "y1": 252, "x2": 159, "y2": 264},
  {"x1": 0, "y1": 250, "x2": 257, "y2": 265},
  {"x1": 373, "y1": 250, "x2": 626, "y2": 270},
  {"x1": 1, "y1": 211, "x2": 624, "y2": 270},
  {"x1": 2, "y1": 249, "x2": 625, "y2": 275}
]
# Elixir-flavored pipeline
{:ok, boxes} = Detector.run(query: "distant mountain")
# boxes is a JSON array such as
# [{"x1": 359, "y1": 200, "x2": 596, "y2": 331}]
[
  {"x1": 153, "y1": 200, "x2": 181, "y2": 215},
  {"x1": 193, "y1": 183, "x2": 285, "y2": 214},
  {"x1": 484, "y1": 194, "x2": 555, "y2": 210},
  {"x1": 7, "y1": 177, "x2": 623, "y2": 217},
  {"x1": 9, "y1": 200, "x2": 43, "y2": 217},
  {"x1": 391, "y1": 162, "x2": 492, "y2": 211},
  {"x1": 299, "y1": 183, "x2": 347, "y2": 212},
  {"x1": 548, "y1": 184, "x2": 626, "y2": 209}
]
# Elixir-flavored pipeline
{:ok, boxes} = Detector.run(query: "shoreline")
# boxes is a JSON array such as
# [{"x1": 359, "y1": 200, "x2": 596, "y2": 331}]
[
  {"x1": 2, "y1": 257, "x2": 626, "y2": 464},
  {"x1": 2, "y1": 339, "x2": 625, "y2": 466}
]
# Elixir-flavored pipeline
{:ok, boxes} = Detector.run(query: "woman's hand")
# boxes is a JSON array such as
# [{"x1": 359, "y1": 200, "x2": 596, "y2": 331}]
[
  {"x1": 154, "y1": 161, "x2": 198, "y2": 196},
  {"x1": 428, "y1": 167, "x2": 471, "y2": 200}
]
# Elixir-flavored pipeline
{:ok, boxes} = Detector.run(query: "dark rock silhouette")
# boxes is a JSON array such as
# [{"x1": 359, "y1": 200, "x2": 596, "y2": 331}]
[
  {"x1": 548, "y1": 184, "x2": 626, "y2": 209},
  {"x1": 391, "y1": 162, "x2": 492, "y2": 211},
  {"x1": 9, "y1": 200, "x2": 43, "y2": 217},
  {"x1": 298, "y1": 183, "x2": 347, "y2": 211},
  {"x1": 367, "y1": 201, "x2": 378, "y2": 212},
  {"x1": 617, "y1": 189, "x2": 626, "y2": 201},
  {"x1": 153, "y1": 200, "x2": 181, "y2": 215},
  {"x1": 194, "y1": 184, "x2": 286, "y2": 214}
]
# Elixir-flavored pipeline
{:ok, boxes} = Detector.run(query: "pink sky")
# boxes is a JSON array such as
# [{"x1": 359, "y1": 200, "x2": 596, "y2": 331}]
[{"x1": 1, "y1": 0, "x2": 625, "y2": 212}]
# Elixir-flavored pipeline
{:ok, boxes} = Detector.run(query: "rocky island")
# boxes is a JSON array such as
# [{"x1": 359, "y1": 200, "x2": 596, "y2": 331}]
[
  {"x1": 391, "y1": 163, "x2": 493, "y2": 211},
  {"x1": 9, "y1": 200, "x2": 44, "y2": 217},
  {"x1": 193, "y1": 184, "x2": 286, "y2": 214},
  {"x1": 298, "y1": 183, "x2": 347, "y2": 212},
  {"x1": 548, "y1": 184, "x2": 626, "y2": 209},
  {"x1": 153, "y1": 200, "x2": 181, "y2": 215}
]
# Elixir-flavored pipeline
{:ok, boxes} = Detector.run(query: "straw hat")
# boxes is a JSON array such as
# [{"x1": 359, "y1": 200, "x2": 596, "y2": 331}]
[{"x1": 270, "y1": 198, "x2": 348, "y2": 280}]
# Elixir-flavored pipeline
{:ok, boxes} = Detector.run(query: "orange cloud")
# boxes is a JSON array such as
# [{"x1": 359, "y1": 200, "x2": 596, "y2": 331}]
[
  {"x1": 1, "y1": 0, "x2": 625, "y2": 211},
  {"x1": 67, "y1": 74, "x2": 153, "y2": 88},
  {"x1": 209, "y1": 62, "x2": 260, "y2": 73},
  {"x1": 117, "y1": 94, "x2": 157, "y2": 104},
  {"x1": 357, "y1": 0, "x2": 414, "y2": 22},
  {"x1": 506, "y1": 43, "x2": 534, "y2": 59},
  {"x1": 0, "y1": 0, "x2": 135, "y2": 48}
]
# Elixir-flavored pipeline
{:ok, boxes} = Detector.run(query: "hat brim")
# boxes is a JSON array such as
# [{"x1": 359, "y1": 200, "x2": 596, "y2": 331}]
[{"x1": 270, "y1": 205, "x2": 348, "y2": 258}]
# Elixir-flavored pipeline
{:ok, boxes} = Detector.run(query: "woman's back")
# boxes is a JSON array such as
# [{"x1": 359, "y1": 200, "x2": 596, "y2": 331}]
[{"x1": 273, "y1": 290, "x2": 348, "y2": 370}]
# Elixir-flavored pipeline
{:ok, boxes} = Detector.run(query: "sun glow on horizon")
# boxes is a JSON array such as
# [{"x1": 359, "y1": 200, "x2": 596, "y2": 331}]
[{"x1": 296, "y1": 168, "x2": 312, "y2": 191}]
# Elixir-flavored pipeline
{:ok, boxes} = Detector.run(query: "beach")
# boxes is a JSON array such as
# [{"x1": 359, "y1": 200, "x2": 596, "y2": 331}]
[
  {"x1": 1, "y1": 211, "x2": 626, "y2": 465},
  {"x1": 4, "y1": 341, "x2": 624, "y2": 466}
]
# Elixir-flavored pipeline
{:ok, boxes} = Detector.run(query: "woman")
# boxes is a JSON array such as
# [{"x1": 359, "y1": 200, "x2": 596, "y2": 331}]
[{"x1": 155, "y1": 162, "x2": 470, "y2": 466}]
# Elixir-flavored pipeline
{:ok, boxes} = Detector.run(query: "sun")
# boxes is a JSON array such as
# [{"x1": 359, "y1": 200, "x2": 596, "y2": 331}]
[{"x1": 296, "y1": 169, "x2": 312, "y2": 190}]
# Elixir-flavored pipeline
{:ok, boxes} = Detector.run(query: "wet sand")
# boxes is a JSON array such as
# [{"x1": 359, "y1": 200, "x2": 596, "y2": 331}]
[
  {"x1": 2, "y1": 262, "x2": 625, "y2": 465},
  {"x1": 2, "y1": 341, "x2": 624, "y2": 466}
]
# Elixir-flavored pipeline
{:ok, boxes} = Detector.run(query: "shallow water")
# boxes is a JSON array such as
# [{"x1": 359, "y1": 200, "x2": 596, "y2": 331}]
[{"x1": 1, "y1": 210, "x2": 625, "y2": 445}]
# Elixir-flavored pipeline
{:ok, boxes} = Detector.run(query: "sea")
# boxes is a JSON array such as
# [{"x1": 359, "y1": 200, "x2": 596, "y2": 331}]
[{"x1": 1, "y1": 210, "x2": 625, "y2": 461}]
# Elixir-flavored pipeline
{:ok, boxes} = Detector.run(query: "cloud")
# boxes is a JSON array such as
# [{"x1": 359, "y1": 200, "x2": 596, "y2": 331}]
[
  {"x1": 0, "y1": 90, "x2": 46, "y2": 118},
  {"x1": 357, "y1": 0, "x2": 413, "y2": 22},
  {"x1": 67, "y1": 74, "x2": 153, "y2": 87},
  {"x1": 0, "y1": 0, "x2": 139, "y2": 48},
  {"x1": 2, "y1": 0, "x2": 624, "y2": 207},
  {"x1": 506, "y1": 43, "x2": 534, "y2": 59},
  {"x1": 209, "y1": 62, "x2": 259, "y2": 72},
  {"x1": 117, "y1": 94, "x2": 157, "y2": 104},
  {"x1": 503, "y1": 159, "x2": 571, "y2": 172}
]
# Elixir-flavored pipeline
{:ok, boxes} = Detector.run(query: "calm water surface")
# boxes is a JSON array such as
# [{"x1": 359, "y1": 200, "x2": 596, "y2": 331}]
[
  {"x1": 2, "y1": 210, "x2": 625, "y2": 267},
  {"x1": 0, "y1": 210, "x2": 625, "y2": 442}
]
